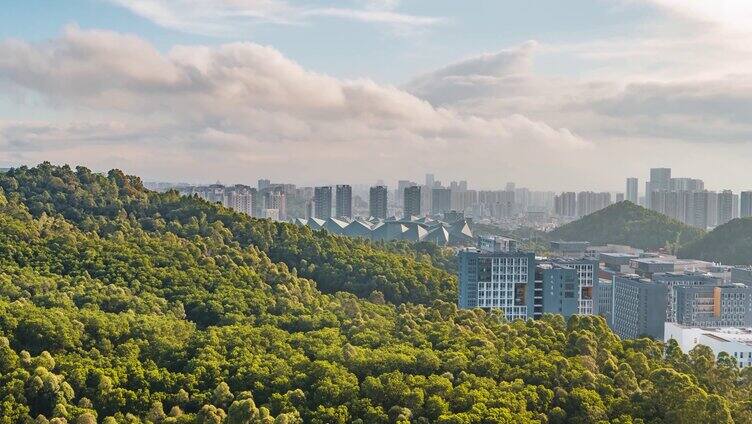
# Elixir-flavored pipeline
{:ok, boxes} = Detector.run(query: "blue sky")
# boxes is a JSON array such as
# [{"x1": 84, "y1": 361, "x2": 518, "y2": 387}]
[
  {"x1": 1, "y1": 0, "x2": 654, "y2": 82},
  {"x1": 1, "y1": 1, "x2": 752, "y2": 191}
]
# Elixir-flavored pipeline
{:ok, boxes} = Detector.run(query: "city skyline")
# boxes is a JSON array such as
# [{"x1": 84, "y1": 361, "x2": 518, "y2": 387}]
[{"x1": 2, "y1": 2, "x2": 752, "y2": 191}]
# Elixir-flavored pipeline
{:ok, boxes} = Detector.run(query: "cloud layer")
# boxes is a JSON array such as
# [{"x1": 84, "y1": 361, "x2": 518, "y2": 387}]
[
  {"x1": 0, "y1": 26, "x2": 588, "y2": 186},
  {"x1": 107, "y1": 0, "x2": 444, "y2": 36}
]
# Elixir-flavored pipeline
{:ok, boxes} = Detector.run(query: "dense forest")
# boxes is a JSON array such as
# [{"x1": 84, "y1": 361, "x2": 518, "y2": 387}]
[
  {"x1": 0, "y1": 164, "x2": 750, "y2": 423},
  {"x1": 678, "y1": 217, "x2": 752, "y2": 265},
  {"x1": 548, "y1": 202, "x2": 704, "y2": 252}
]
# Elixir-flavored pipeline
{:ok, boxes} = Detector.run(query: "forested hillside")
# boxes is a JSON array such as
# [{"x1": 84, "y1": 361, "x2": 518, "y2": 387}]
[
  {"x1": 548, "y1": 202, "x2": 704, "y2": 251},
  {"x1": 0, "y1": 164, "x2": 455, "y2": 306},
  {"x1": 678, "y1": 217, "x2": 752, "y2": 265},
  {"x1": 0, "y1": 164, "x2": 749, "y2": 423}
]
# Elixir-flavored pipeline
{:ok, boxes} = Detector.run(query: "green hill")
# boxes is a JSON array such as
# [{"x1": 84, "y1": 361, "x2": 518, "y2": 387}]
[
  {"x1": 548, "y1": 201, "x2": 705, "y2": 251},
  {"x1": 0, "y1": 163, "x2": 456, "y2": 306},
  {"x1": 678, "y1": 217, "x2": 752, "y2": 265},
  {"x1": 0, "y1": 164, "x2": 746, "y2": 422}
]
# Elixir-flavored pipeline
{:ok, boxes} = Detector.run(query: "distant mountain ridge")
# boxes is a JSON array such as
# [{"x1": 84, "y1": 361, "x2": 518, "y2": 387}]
[
  {"x1": 548, "y1": 201, "x2": 705, "y2": 251},
  {"x1": 678, "y1": 217, "x2": 752, "y2": 265}
]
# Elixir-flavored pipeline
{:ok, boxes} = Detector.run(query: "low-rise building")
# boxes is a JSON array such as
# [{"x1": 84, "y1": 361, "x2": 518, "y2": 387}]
[{"x1": 665, "y1": 323, "x2": 752, "y2": 368}]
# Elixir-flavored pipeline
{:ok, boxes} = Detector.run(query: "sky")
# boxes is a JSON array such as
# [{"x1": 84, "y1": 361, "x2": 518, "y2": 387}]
[{"x1": 1, "y1": 0, "x2": 752, "y2": 191}]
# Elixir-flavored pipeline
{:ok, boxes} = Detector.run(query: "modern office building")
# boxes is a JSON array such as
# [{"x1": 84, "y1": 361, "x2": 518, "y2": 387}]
[
  {"x1": 335, "y1": 185, "x2": 352, "y2": 219},
  {"x1": 675, "y1": 283, "x2": 752, "y2": 327},
  {"x1": 534, "y1": 263, "x2": 579, "y2": 319},
  {"x1": 718, "y1": 189, "x2": 735, "y2": 226},
  {"x1": 741, "y1": 191, "x2": 752, "y2": 218},
  {"x1": 597, "y1": 279, "x2": 613, "y2": 325},
  {"x1": 314, "y1": 186, "x2": 333, "y2": 220},
  {"x1": 457, "y1": 237, "x2": 535, "y2": 321},
  {"x1": 626, "y1": 178, "x2": 639, "y2": 203},
  {"x1": 550, "y1": 257, "x2": 598, "y2": 315},
  {"x1": 665, "y1": 323, "x2": 752, "y2": 368},
  {"x1": 431, "y1": 188, "x2": 452, "y2": 216},
  {"x1": 652, "y1": 271, "x2": 722, "y2": 323},
  {"x1": 369, "y1": 185, "x2": 388, "y2": 219},
  {"x1": 611, "y1": 274, "x2": 669, "y2": 339},
  {"x1": 404, "y1": 185, "x2": 421, "y2": 218}
]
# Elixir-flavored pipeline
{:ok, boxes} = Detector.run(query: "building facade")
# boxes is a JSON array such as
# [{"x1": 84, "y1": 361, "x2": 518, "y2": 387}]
[
  {"x1": 314, "y1": 186, "x2": 332, "y2": 220},
  {"x1": 335, "y1": 185, "x2": 352, "y2": 219},
  {"x1": 431, "y1": 188, "x2": 452, "y2": 216},
  {"x1": 626, "y1": 178, "x2": 639, "y2": 203},
  {"x1": 611, "y1": 275, "x2": 669, "y2": 339},
  {"x1": 369, "y1": 185, "x2": 388, "y2": 219},
  {"x1": 665, "y1": 323, "x2": 752, "y2": 368},
  {"x1": 404, "y1": 185, "x2": 421, "y2": 218},
  {"x1": 741, "y1": 191, "x2": 752, "y2": 218},
  {"x1": 457, "y1": 239, "x2": 535, "y2": 321},
  {"x1": 675, "y1": 284, "x2": 752, "y2": 327}
]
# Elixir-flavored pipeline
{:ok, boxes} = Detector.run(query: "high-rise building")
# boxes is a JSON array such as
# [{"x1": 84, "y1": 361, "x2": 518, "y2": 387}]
[
  {"x1": 425, "y1": 174, "x2": 435, "y2": 188},
  {"x1": 258, "y1": 179, "x2": 271, "y2": 191},
  {"x1": 741, "y1": 191, "x2": 752, "y2": 218},
  {"x1": 314, "y1": 186, "x2": 332, "y2": 220},
  {"x1": 576, "y1": 191, "x2": 611, "y2": 217},
  {"x1": 369, "y1": 186, "x2": 388, "y2": 219},
  {"x1": 225, "y1": 185, "x2": 256, "y2": 217},
  {"x1": 457, "y1": 239, "x2": 535, "y2": 321},
  {"x1": 616, "y1": 193, "x2": 625, "y2": 202},
  {"x1": 650, "y1": 168, "x2": 672, "y2": 191},
  {"x1": 692, "y1": 191, "x2": 709, "y2": 229},
  {"x1": 670, "y1": 177, "x2": 704, "y2": 192},
  {"x1": 554, "y1": 192, "x2": 577, "y2": 217},
  {"x1": 397, "y1": 180, "x2": 416, "y2": 207},
  {"x1": 626, "y1": 178, "x2": 639, "y2": 203},
  {"x1": 707, "y1": 191, "x2": 719, "y2": 227},
  {"x1": 263, "y1": 191, "x2": 286, "y2": 220},
  {"x1": 404, "y1": 185, "x2": 421, "y2": 218},
  {"x1": 335, "y1": 185, "x2": 352, "y2": 219},
  {"x1": 718, "y1": 190, "x2": 734, "y2": 226},
  {"x1": 431, "y1": 188, "x2": 452, "y2": 215}
]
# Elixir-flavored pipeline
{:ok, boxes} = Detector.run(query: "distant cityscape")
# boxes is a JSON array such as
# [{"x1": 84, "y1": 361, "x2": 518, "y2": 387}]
[{"x1": 146, "y1": 166, "x2": 751, "y2": 232}]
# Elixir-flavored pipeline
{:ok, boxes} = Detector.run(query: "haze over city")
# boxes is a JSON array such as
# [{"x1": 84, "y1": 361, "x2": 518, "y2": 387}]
[{"x1": 2, "y1": 1, "x2": 752, "y2": 191}]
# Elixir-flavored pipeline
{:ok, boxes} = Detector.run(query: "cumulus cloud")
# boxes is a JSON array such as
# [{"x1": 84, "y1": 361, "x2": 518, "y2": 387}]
[
  {"x1": 406, "y1": 41, "x2": 538, "y2": 105},
  {"x1": 0, "y1": 26, "x2": 587, "y2": 186}
]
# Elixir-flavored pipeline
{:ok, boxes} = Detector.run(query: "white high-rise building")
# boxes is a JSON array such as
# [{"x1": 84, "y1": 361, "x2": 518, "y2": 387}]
[{"x1": 626, "y1": 178, "x2": 638, "y2": 203}]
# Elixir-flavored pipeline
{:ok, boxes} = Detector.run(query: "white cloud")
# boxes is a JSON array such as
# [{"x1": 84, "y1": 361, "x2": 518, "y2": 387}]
[
  {"x1": 106, "y1": 0, "x2": 444, "y2": 36},
  {"x1": 0, "y1": 26, "x2": 587, "y2": 187}
]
